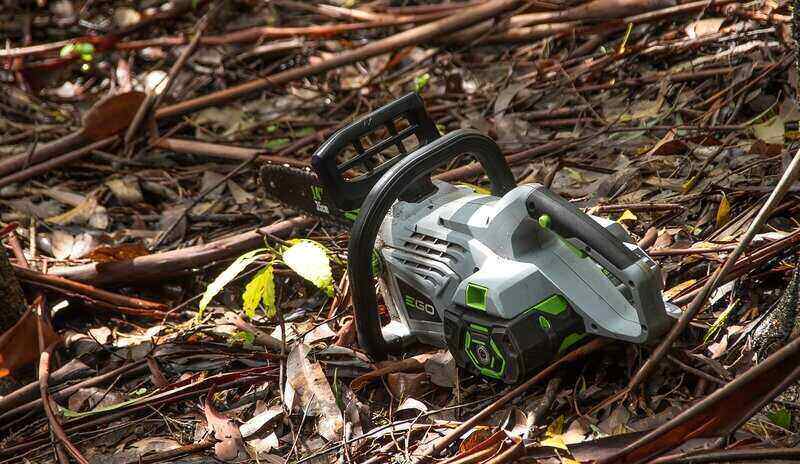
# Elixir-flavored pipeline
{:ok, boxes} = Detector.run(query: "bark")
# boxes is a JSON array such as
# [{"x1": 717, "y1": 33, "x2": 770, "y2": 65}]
[
  {"x1": 49, "y1": 216, "x2": 315, "y2": 286},
  {"x1": 0, "y1": 249, "x2": 26, "y2": 333}
]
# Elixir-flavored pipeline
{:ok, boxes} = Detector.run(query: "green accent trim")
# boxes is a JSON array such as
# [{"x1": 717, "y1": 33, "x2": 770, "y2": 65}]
[
  {"x1": 310, "y1": 185, "x2": 323, "y2": 201},
  {"x1": 563, "y1": 240, "x2": 588, "y2": 258},
  {"x1": 538, "y1": 315, "x2": 551, "y2": 331},
  {"x1": 533, "y1": 294, "x2": 568, "y2": 316},
  {"x1": 344, "y1": 209, "x2": 359, "y2": 221},
  {"x1": 466, "y1": 283, "x2": 488, "y2": 311},
  {"x1": 469, "y1": 323, "x2": 489, "y2": 333},
  {"x1": 538, "y1": 214, "x2": 551, "y2": 229},
  {"x1": 558, "y1": 333, "x2": 588, "y2": 354},
  {"x1": 464, "y1": 331, "x2": 506, "y2": 379}
]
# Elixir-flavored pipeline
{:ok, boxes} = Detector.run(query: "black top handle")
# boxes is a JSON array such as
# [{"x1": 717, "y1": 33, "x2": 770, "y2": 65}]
[
  {"x1": 526, "y1": 185, "x2": 639, "y2": 270},
  {"x1": 311, "y1": 93, "x2": 441, "y2": 212},
  {"x1": 348, "y1": 129, "x2": 517, "y2": 360}
]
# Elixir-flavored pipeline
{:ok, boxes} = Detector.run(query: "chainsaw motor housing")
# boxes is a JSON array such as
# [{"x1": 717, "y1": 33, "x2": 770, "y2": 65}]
[{"x1": 261, "y1": 93, "x2": 673, "y2": 384}]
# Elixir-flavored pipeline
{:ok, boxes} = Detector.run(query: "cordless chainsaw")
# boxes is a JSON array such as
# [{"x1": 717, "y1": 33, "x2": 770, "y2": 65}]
[{"x1": 261, "y1": 93, "x2": 673, "y2": 383}]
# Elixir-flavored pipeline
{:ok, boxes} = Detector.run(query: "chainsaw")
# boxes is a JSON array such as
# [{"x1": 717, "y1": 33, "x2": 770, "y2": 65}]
[{"x1": 261, "y1": 93, "x2": 674, "y2": 383}]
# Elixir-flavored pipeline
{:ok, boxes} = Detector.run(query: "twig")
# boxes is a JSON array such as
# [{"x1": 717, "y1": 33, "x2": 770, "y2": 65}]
[
  {"x1": 36, "y1": 303, "x2": 87, "y2": 463},
  {"x1": 150, "y1": 151, "x2": 263, "y2": 249},
  {"x1": 124, "y1": 3, "x2": 222, "y2": 147},
  {"x1": 626, "y1": 147, "x2": 800, "y2": 403},
  {"x1": 420, "y1": 338, "x2": 611, "y2": 459},
  {"x1": 155, "y1": 0, "x2": 520, "y2": 119}
]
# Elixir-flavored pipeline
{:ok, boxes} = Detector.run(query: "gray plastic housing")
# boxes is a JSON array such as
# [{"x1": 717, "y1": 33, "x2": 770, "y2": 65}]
[{"x1": 377, "y1": 182, "x2": 672, "y2": 347}]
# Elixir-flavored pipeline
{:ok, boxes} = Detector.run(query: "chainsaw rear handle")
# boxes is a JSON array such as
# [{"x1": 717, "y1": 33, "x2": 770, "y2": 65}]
[
  {"x1": 526, "y1": 184, "x2": 671, "y2": 343},
  {"x1": 349, "y1": 129, "x2": 516, "y2": 360},
  {"x1": 525, "y1": 186, "x2": 638, "y2": 270},
  {"x1": 311, "y1": 93, "x2": 441, "y2": 212}
]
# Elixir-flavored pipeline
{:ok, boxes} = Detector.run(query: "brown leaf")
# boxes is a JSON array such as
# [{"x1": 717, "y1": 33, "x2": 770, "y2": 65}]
[
  {"x1": 203, "y1": 390, "x2": 246, "y2": 462},
  {"x1": 0, "y1": 308, "x2": 60, "y2": 374},
  {"x1": 86, "y1": 243, "x2": 149, "y2": 263},
  {"x1": 82, "y1": 91, "x2": 146, "y2": 140},
  {"x1": 386, "y1": 372, "x2": 432, "y2": 398},
  {"x1": 350, "y1": 351, "x2": 437, "y2": 391},
  {"x1": 286, "y1": 343, "x2": 343, "y2": 442}
]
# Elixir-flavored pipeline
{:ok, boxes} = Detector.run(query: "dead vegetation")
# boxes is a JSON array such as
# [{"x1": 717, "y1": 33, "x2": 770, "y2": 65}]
[{"x1": 2, "y1": 0, "x2": 800, "y2": 463}]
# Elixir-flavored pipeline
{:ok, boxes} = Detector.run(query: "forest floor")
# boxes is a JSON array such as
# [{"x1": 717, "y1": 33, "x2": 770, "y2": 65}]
[{"x1": 2, "y1": 0, "x2": 800, "y2": 463}]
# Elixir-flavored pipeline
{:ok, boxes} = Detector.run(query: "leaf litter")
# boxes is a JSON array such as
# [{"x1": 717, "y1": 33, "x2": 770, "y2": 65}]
[{"x1": 2, "y1": 0, "x2": 800, "y2": 463}]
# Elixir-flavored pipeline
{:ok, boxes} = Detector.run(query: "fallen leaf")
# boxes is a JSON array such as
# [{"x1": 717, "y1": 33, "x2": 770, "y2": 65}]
[
  {"x1": 106, "y1": 177, "x2": 144, "y2": 205},
  {"x1": 246, "y1": 433, "x2": 280, "y2": 457},
  {"x1": 752, "y1": 116, "x2": 784, "y2": 144},
  {"x1": 286, "y1": 343, "x2": 343, "y2": 441},
  {"x1": 51, "y1": 230, "x2": 75, "y2": 260},
  {"x1": 386, "y1": 372, "x2": 431, "y2": 398},
  {"x1": 240, "y1": 407, "x2": 284, "y2": 438},
  {"x1": 86, "y1": 243, "x2": 149, "y2": 263},
  {"x1": 113, "y1": 7, "x2": 141, "y2": 27},
  {"x1": 617, "y1": 210, "x2": 638, "y2": 222},
  {"x1": 68, "y1": 387, "x2": 126, "y2": 412},
  {"x1": 541, "y1": 415, "x2": 569, "y2": 450},
  {"x1": 424, "y1": 350, "x2": 457, "y2": 387},
  {"x1": 203, "y1": 390, "x2": 246, "y2": 461},
  {"x1": 715, "y1": 193, "x2": 731, "y2": 228},
  {"x1": 227, "y1": 180, "x2": 254, "y2": 204},
  {"x1": 685, "y1": 18, "x2": 724, "y2": 39},
  {"x1": 0, "y1": 308, "x2": 60, "y2": 374}
]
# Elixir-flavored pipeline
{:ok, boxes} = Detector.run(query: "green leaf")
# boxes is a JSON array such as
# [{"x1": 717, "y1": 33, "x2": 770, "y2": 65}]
[
  {"x1": 230, "y1": 330, "x2": 255, "y2": 345},
  {"x1": 768, "y1": 408, "x2": 791, "y2": 429},
  {"x1": 198, "y1": 248, "x2": 266, "y2": 319},
  {"x1": 264, "y1": 138, "x2": 290, "y2": 151},
  {"x1": 73, "y1": 43, "x2": 94, "y2": 56},
  {"x1": 59, "y1": 44, "x2": 75, "y2": 57},
  {"x1": 242, "y1": 265, "x2": 276, "y2": 318},
  {"x1": 281, "y1": 240, "x2": 334, "y2": 296},
  {"x1": 414, "y1": 73, "x2": 430, "y2": 93},
  {"x1": 704, "y1": 298, "x2": 738, "y2": 342}
]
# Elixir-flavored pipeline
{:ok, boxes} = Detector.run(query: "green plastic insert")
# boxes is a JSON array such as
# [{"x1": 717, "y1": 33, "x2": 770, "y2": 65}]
[
  {"x1": 533, "y1": 294, "x2": 568, "y2": 316},
  {"x1": 464, "y1": 331, "x2": 506, "y2": 379},
  {"x1": 466, "y1": 283, "x2": 488, "y2": 311}
]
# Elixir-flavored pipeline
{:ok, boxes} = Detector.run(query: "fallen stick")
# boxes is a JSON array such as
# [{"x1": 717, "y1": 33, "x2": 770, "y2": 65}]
[
  {"x1": 0, "y1": 136, "x2": 118, "y2": 189},
  {"x1": 598, "y1": 323, "x2": 800, "y2": 464},
  {"x1": 13, "y1": 265, "x2": 168, "y2": 312},
  {"x1": 49, "y1": 216, "x2": 315, "y2": 285},
  {"x1": 0, "y1": 90, "x2": 145, "y2": 180},
  {"x1": 419, "y1": 338, "x2": 611, "y2": 460},
  {"x1": 0, "y1": 0, "x2": 204, "y2": 59},
  {"x1": 155, "y1": 0, "x2": 520, "y2": 119},
  {"x1": 125, "y1": 4, "x2": 220, "y2": 147},
  {"x1": 626, "y1": 147, "x2": 800, "y2": 394},
  {"x1": 153, "y1": 137, "x2": 308, "y2": 168},
  {"x1": 0, "y1": 358, "x2": 89, "y2": 413}
]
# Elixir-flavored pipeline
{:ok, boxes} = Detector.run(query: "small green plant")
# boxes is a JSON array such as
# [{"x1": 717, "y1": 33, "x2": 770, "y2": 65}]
[
  {"x1": 60, "y1": 42, "x2": 95, "y2": 62},
  {"x1": 414, "y1": 73, "x2": 430, "y2": 93},
  {"x1": 198, "y1": 239, "x2": 334, "y2": 320}
]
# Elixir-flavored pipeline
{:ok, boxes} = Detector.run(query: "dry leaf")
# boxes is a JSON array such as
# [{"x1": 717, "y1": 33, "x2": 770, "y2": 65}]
[
  {"x1": 106, "y1": 177, "x2": 144, "y2": 205},
  {"x1": 716, "y1": 193, "x2": 731, "y2": 228},
  {"x1": 86, "y1": 243, "x2": 148, "y2": 263},
  {"x1": 0, "y1": 308, "x2": 60, "y2": 374},
  {"x1": 203, "y1": 390, "x2": 246, "y2": 461},
  {"x1": 240, "y1": 407, "x2": 284, "y2": 438},
  {"x1": 386, "y1": 372, "x2": 432, "y2": 398},
  {"x1": 685, "y1": 18, "x2": 724, "y2": 39},
  {"x1": 663, "y1": 280, "x2": 697, "y2": 300},
  {"x1": 286, "y1": 343, "x2": 343, "y2": 442}
]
